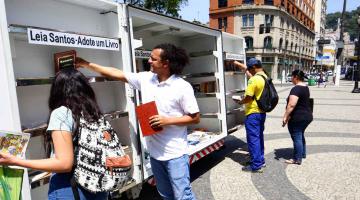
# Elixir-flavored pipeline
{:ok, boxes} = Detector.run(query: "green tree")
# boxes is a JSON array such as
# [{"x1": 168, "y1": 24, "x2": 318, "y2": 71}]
[
  {"x1": 120, "y1": 0, "x2": 188, "y2": 18},
  {"x1": 326, "y1": 6, "x2": 360, "y2": 41}
]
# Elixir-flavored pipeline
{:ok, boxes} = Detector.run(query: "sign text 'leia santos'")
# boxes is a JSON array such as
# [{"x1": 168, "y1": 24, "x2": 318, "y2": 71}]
[{"x1": 27, "y1": 28, "x2": 120, "y2": 51}]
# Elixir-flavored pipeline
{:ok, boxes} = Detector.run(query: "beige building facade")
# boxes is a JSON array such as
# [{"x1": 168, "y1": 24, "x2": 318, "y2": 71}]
[{"x1": 209, "y1": 0, "x2": 316, "y2": 80}]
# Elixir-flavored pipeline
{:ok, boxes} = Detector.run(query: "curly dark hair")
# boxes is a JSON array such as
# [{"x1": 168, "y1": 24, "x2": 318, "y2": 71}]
[
  {"x1": 45, "y1": 68, "x2": 102, "y2": 155},
  {"x1": 153, "y1": 43, "x2": 189, "y2": 75}
]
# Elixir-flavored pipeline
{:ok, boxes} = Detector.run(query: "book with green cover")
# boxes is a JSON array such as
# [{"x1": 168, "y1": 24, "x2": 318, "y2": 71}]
[{"x1": 0, "y1": 167, "x2": 24, "y2": 200}]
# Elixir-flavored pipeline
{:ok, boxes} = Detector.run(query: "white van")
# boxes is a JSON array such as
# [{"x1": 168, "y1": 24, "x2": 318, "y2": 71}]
[{"x1": 0, "y1": 1, "x2": 247, "y2": 199}]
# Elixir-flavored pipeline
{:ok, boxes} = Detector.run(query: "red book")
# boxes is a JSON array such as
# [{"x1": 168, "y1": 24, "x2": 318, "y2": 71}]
[{"x1": 135, "y1": 101, "x2": 163, "y2": 136}]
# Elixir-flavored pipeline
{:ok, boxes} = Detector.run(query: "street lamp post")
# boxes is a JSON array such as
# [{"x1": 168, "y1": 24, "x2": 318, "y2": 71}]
[{"x1": 352, "y1": 15, "x2": 360, "y2": 93}]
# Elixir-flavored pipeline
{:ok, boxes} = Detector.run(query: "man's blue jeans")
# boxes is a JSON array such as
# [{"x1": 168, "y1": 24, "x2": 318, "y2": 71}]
[
  {"x1": 288, "y1": 119, "x2": 312, "y2": 163},
  {"x1": 245, "y1": 113, "x2": 266, "y2": 170},
  {"x1": 150, "y1": 154, "x2": 196, "y2": 200}
]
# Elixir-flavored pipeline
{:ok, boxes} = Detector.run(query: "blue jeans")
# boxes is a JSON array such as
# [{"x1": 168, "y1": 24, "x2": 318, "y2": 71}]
[
  {"x1": 245, "y1": 113, "x2": 266, "y2": 170},
  {"x1": 288, "y1": 119, "x2": 312, "y2": 163},
  {"x1": 48, "y1": 173, "x2": 108, "y2": 200},
  {"x1": 150, "y1": 154, "x2": 196, "y2": 200}
]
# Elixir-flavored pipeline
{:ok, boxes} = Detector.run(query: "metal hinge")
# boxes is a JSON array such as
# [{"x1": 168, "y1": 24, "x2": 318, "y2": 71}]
[
  {"x1": 119, "y1": 17, "x2": 128, "y2": 27},
  {"x1": 126, "y1": 87, "x2": 134, "y2": 98}
]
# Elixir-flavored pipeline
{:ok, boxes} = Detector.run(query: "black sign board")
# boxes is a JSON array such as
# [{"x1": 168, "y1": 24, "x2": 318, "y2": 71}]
[{"x1": 317, "y1": 39, "x2": 331, "y2": 45}]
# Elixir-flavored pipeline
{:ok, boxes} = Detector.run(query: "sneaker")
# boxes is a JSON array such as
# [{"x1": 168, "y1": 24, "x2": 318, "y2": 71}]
[
  {"x1": 244, "y1": 161, "x2": 266, "y2": 168},
  {"x1": 284, "y1": 159, "x2": 301, "y2": 165},
  {"x1": 242, "y1": 165, "x2": 264, "y2": 173}
]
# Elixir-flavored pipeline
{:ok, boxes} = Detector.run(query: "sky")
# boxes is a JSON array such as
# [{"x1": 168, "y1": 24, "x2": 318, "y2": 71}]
[
  {"x1": 179, "y1": 0, "x2": 360, "y2": 24},
  {"x1": 327, "y1": 0, "x2": 360, "y2": 13},
  {"x1": 179, "y1": 0, "x2": 210, "y2": 24}
]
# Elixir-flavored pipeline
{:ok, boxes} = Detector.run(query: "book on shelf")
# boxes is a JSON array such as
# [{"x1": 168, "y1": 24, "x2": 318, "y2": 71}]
[
  {"x1": 54, "y1": 50, "x2": 76, "y2": 73},
  {"x1": 191, "y1": 81, "x2": 216, "y2": 93},
  {"x1": 135, "y1": 101, "x2": 163, "y2": 136}
]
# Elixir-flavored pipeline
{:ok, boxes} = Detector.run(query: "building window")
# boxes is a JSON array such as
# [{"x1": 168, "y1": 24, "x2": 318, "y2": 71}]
[
  {"x1": 264, "y1": 0, "x2": 273, "y2": 5},
  {"x1": 279, "y1": 38, "x2": 283, "y2": 49},
  {"x1": 243, "y1": 0, "x2": 254, "y2": 4},
  {"x1": 242, "y1": 15, "x2": 248, "y2": 27},
  {"x1": 218, "y1": 17, "x2": 228, "y2": 30},
  {"x1": 242, "y1": 14, "x2": 254, "y2": 27},
  {"x1": 218, "y1": 0, "x2": 227, "y2": 8},
  {"x1": 264, "y1": 36, "x2": 272, "y2": 49},
  {"x1": 245, "y1": 36, "x2": 254, "y2": 50},
  {"x1": 249, "y1": 14, "x2": 254, "y2": 26},
  {"x1": 290, "y1": 42, "x2": 293, "y2": 51},
  {"x1": 285, "y1": 40, "x2": 289, "y2": 50},
  {"x1": 280, "y1": 18, "x2": 284, "y2": 28},
  {"x1": 262, "y1": 57, "x2": 275, "y2": 63},
  {"x1": 265, "y1": 15, "x2": 274, "y2": 26}
]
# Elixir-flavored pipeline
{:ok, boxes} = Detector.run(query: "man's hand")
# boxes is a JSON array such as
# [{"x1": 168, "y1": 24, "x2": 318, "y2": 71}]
[
  {"x1": 233, "y1": 60, "x2": 247, "y2": 71},
  {"x1": 233, "y1": 99, "x2": 242, "y2": 105},
  {"x1": 149, "y1": 115, "x2": 169, "y2": 128},
  {"x1": 75, "y1": 57, "x2": 90, "y2": 69},
  {"x1": 0, "y1": 153, "x2": 19, "y2": 166}
]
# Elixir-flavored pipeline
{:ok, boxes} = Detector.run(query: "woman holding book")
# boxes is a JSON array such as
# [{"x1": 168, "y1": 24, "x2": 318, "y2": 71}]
[{"x1": 0, "y1": 68, "x2": 108, "y2": 200}]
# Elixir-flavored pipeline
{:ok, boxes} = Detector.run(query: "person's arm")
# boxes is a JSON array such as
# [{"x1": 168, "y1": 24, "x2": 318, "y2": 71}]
[
  {"x1": 75, "y1": 57, "x2": 128, "y2": 82},
  {"x1": 149, "y1": 112, "x2": 200, "y2": 128},
  {"x1": 282, "y1": 95, "x2": 299, "y2": 126},
  {"x1": 234, "y1": 95, "x2": 253, "y2": 105},
  {"x1": 234, "y1": 76, "x2": 256, "y2": 105},
  {"x1": 233, "y1": 60, "x2": 253, "y2": 78},
  {"x1": 0, "y1": 130, "x2": 74, "y2": 173}
]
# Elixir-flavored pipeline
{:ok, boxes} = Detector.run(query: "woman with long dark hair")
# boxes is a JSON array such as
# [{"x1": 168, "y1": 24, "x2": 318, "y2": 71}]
[
  {"x1": 282, "y1": 70, "x2": 313, "y2": 165},
  {"x1": 0, "y1": 68, "x2": 107, "y2": 200}
]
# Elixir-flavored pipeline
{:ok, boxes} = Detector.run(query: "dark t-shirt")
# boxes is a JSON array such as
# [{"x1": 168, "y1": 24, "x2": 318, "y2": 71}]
[{"x1": 287, "y1": 85, "x2": 313, "y2": 122}]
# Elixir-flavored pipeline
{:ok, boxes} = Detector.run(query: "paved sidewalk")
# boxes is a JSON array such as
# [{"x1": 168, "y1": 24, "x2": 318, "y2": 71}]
[{"x1": 191, "y1": 80, "x2": 360, "y2": 200}]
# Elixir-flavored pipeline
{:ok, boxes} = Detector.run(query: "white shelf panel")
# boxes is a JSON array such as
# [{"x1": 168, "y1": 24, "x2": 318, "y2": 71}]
[
  {"x1": 187, "y1": 134, "x2": 226, "y2": 156},
  {"x1": 225, "y1": 89, "x2": 245, "y2": 95},
  {"x1": 200, "y1": 113, "x2": 220, "y2": 119},
  {"x1": 22, "y1": 110, "x2": 128, "y2": 137},
  {"x1": 189, "y1": 50, "x2": 213, "y2": 57},
  {"x1": 224, "y1": 71, "x2": 245, "y2": 76},
  {"x1": 195, "y1": 92, "x2": 219, "y2": 98},
  {"x1": 16, "y1": 76, "x2": 119, "y2": 87},
  {"x1": 182, "y1": 72, "x2": 215, "y2": 79}
]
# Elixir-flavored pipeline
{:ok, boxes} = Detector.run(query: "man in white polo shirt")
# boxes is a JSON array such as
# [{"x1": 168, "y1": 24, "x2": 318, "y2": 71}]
[{"x1": 76, "y1": 43, "x2": 200, "y2": 200}]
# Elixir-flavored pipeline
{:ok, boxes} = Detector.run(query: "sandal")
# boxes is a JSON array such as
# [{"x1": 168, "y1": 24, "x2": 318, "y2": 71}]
[{"x1": 285, "y1": 159, "x2": 301, "y2": 165}]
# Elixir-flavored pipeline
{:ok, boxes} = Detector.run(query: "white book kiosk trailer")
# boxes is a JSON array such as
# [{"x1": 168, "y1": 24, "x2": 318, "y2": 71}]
[{"x1": 0, "y1": 0, "x2": 247, "y2": 199}]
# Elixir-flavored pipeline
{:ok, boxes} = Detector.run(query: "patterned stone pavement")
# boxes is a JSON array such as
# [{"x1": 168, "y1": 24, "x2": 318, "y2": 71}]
[
  {"x1": 190, "y1": 80, "x2": 360, "y2": 200},
  {"x1": 125, "y1": 80, "x2": 360, "y2": 200}
]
